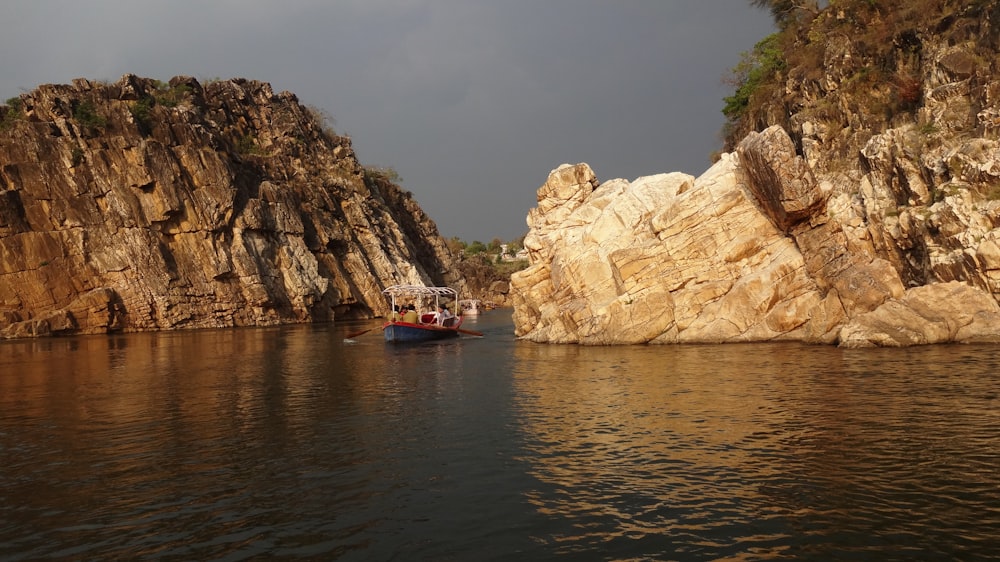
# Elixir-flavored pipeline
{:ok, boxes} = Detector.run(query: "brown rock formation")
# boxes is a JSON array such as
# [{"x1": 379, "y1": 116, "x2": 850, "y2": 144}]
[{"x1": 0, "y1": 75, "x2": 462, "y2": 338}]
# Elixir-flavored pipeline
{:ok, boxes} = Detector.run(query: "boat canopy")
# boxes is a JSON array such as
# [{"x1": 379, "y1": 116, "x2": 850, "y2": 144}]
[
  {"x1": 382, "y1": 285, "x2": 458, "y2": 298},
  {"x1": 382, "y1": 285, "x2": 459, "y2": 311}
]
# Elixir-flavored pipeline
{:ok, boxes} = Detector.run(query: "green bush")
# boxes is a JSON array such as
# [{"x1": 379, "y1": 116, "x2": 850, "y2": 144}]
[
  {"x1": 466, "y1": 240, "x2": 487, "y2": 255},
  {"x1": 1, "y1": 97, "x2": 24, "y2": 131},
  {"x1": 156, "y1": 84, "x2": 190, "y2": 108},
  {"x1": 237, "y1": 134, "x2": 263, "y2": 155},
  {"x1": 73, "y1": 100, "x2": 107, "y2": 129},
  {"x1": 130, "y1": 97, "x2": 155, "y2": 133},
  {"x1": 722, "y1": 33, "x2": 786, "y2": 121}
]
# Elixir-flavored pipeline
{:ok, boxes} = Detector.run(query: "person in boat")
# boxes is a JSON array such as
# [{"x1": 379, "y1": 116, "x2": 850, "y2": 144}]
[
  {"x1": 391, "y1": 304, "x2": 401, "y2": 321},
  {"x1": 436, "y1": 305, "x2": 454, "y2": 326},
  {"x1": 402, "y1": 303, "x2": 419, "y2": 323}
]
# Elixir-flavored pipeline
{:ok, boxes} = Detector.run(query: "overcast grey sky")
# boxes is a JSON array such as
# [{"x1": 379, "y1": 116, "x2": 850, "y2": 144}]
[{"x1": 1, "y1": 1, "x2": 774, "y2": 242}]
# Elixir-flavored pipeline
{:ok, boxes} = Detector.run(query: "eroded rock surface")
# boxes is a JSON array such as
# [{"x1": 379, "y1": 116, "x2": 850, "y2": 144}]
[
  {"x1": 512, "y1": 127, "x2": 1000, "y2": 347},
  {"x1": 1, "y1": 75, "x2": 461, "y2": 338},
  {"x1": 512, "y1": 4, "x2": 1000, "y2": 347}
]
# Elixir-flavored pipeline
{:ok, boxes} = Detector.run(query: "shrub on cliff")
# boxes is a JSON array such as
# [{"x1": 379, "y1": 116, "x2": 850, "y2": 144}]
[
  {"x1": 723, "y1": 0, "x2": 1000, "y2": 151},
  {"x1": 129, "y1": 97, "x2": 155, "y2": 134},
  {"x1": 1, "y1": 98, "x2": 24, "y2": 131},
  {"x1": 722, "y1": 32, "x2": 785, "y2": 124},
  {"x1": 72, "y1": 100, "x2": 107, "y2": 130}
]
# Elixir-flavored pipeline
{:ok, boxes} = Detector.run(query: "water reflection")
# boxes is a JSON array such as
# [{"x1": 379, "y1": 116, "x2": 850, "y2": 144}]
[
  {"x1": 511, "y1": 342, "x2": 1000, "y2": 559},
  {"x1": 2, "y1": 320, "x2": 1000, "y2": 560},
  {"x1": 0, "y1": 326, "x2": 407, "y2": 559}
]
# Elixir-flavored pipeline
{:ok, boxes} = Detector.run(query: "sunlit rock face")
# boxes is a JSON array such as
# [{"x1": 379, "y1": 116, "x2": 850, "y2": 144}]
[
  {"x1": 0, "y1": 75, "x2": 461, "y2": 338},
  {"x1": 515, "y1": 8, "x2": 1000, "y2": 347},
  {"x1": 511, "y1": 126, "x2": 1000, "y2": 347}
]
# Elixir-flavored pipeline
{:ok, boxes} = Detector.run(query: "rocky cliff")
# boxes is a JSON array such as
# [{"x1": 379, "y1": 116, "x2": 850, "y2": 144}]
[
  {"x1": 0, "y1": 74, "x2": 462, "y2": 338},
  {"x1": 511, "y1": 1, "x2": 1000, "y2": 347}
]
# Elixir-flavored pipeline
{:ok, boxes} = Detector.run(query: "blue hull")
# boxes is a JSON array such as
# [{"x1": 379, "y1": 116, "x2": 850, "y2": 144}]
[{"x1": 383, "y1": 322, "x2": 461, "y2": 343}]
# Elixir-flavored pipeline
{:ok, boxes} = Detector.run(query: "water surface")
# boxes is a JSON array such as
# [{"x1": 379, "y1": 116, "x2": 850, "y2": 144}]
[{"x1": 2, "y1": 312, "x2": 999, "y2": 560}]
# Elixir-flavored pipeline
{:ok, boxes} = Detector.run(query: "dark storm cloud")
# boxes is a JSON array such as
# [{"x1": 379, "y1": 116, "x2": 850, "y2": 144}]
[{"x1": 1, "y1": 1, "x2": 774, "y2": 241}]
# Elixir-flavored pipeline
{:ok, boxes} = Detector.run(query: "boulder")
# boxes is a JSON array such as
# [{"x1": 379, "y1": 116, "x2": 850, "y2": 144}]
[{"x1": 839, "y1": 281, "x2": 1000, "y2": 347}]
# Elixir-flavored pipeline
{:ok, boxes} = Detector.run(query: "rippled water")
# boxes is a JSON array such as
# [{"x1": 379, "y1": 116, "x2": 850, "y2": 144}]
[{"x1": 1, "y1": 312, "x2": 999, "y2": 560}]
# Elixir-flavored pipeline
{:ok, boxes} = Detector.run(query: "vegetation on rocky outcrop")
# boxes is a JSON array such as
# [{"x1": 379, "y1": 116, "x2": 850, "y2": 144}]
[
  {"x1": 445, "y1": 236, "x2": 528, "y2": 306},
  {"x1": 0, "y1": 75, "x2": 462, "y2": 338},
  {"x1": 722, "y1": 0, "x2": 1000, "y2": 291},
  {"x1": 726, "y1": 0, "x2": 1000, "y2": 149}
]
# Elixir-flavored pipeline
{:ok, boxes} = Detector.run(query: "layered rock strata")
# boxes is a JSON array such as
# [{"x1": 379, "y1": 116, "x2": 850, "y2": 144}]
[
  {"x1": 511, "y1": 126, "x2": 1000, "y2": 347},
  {"x1": 512, "y1": 4, "x2": 1000, "y2": 348},
  {"x1": 0, "y1": 75, "x2": 461, "y2": 338}
]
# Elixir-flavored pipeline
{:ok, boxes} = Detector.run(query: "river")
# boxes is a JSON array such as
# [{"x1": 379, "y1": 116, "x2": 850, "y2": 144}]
[{"x1": 1, "y1": 311, "x2": 999, "y2": 560}]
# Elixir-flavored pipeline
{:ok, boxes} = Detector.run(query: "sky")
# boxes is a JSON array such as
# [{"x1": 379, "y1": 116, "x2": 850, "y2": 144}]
[{"x1": 1, "y1": 1, "x2": 775, "y2": 242}]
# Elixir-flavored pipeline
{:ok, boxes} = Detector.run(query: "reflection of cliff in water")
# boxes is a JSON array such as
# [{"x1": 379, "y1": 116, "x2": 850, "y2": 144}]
[
  {"x1": 509, "y1": 341, "x2": 1000, "y2": 555},
  {"x1": 0, "y1": 327, "x2": 361, "y2": 472}
]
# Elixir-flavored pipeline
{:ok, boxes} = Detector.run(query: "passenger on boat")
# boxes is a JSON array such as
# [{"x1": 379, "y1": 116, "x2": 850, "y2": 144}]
[
  {"x1": 436, "y1": 305, "x2": 454, "y2": 326},
  {"x1": 402, "y1": 304, "x2": 419, "y2": 323},
  {"x1": 390, "y1": 305, "x2": 401, "y2": 321}
]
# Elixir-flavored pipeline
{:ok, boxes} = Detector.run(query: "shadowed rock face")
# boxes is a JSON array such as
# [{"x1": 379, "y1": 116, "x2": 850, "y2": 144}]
[{"x1": 0, "y1": 74, "x2": 462, "y2": 338}]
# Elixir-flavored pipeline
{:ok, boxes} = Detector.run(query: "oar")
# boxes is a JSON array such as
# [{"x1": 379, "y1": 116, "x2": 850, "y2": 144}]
[
  {"x1": 457, "y1": 328, "x2": 484, "y2": 337},
  {"x1": 344, "y1": 327, "x2": 377, "y2": 340}
]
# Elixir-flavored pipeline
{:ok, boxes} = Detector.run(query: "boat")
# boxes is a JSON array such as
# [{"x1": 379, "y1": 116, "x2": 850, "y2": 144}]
[
  {"x1": 458, "y1": 299, "x2": 483, "y2": 316},
  {"x1": 381, "y1": 285, "x2": 466, "y2": 343}
]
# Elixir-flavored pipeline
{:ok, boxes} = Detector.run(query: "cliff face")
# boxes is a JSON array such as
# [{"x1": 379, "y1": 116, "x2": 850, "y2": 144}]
[
  {"x1": 0, "y1": 74, "x2": 462, "y2": 338},
  {"x1": 511, "y1": 1, "x2": 1000, "y2": 347}
]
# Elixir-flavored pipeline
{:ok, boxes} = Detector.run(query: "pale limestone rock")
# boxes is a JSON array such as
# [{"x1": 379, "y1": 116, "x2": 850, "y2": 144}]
[
  {"x1": 512, "y1": 124, "x2": 1000, "y2": 347},
  {"x1": 512, "y1": 152, "x2": 830, "y2": 344},
  {"x1": 861, "y1": 127, "x2": 933, "y2": 206},
  {"x1": 839, "y1": 281, "x2": 1000, "y2": 347}
]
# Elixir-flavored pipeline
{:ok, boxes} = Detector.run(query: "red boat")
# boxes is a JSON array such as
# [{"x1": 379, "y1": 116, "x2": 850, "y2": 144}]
[{"x1": 380, "y1": 285, "x2": 467, "y2": 343}]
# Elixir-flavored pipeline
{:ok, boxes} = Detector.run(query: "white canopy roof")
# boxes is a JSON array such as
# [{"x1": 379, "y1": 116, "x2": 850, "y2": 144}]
[{"x1": 382, "y1": 285, "x2": 458, "y2": 298}]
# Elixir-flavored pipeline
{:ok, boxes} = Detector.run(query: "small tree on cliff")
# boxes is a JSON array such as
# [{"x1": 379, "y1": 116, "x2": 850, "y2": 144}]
[{"x1": 722, "y1": 32, "x2": 785, "y2": 124}]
